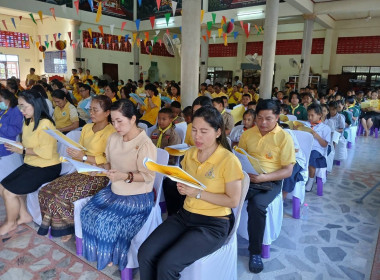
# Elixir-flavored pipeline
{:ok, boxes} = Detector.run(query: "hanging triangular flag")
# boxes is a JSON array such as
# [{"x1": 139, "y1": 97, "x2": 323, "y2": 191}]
[
  {"x1": 132, "y1": 32, "x2": 137, "y2": 42},
  {"x1": 125, "y1": 34, "x2": 129, "y2": 43},
  {"x1": 11, "y1": 18, "x2": 16, "y2": 29},
  {"x1": 172, "y1": 1, "x2": 177, "y2": 16},
  {"x1": 88, "y1": 28, "x2": 92, "y2": 38},
  {"x1": 29, "y1": 14, "x2": 37, "y2": 24},
  {"x1": 150, "y1": 39, "x2": 154, "y2": 46},
  {"x1": 118, "y1": 35, "x2": 121, "y2": 42},
  {"x1": 165, "y1": 13, "x2": 171, "y2": 26},
  {"x1": 68, "y1": 32, "x2": 71, "y2": 41},
  {"x1": 118, "y1": 42, "x2": 121, "y2": 49},
  {"x1": 53, "y1": 33, "x2": 57, "y2": 42},
  {"x1": 233, "y1": 31, "x2": 238, "y2": 39},
  {"x1": 72, "y1": 43, "x2": 77, "y2": 49},
  {"x1": 218, "y1": 28, "x2": 222, "y2": 38},
  {"x1": 200, "y1": 10, "x2": 204, "y2": 23},
  {"x1": 155, "y1": 30, "x2": 160, "y2": 36},
  {"x1": 36, "y1": 42, "x2": 40, "y2": 48},
  {"x1": 19, "y1": 16, "x2": 22, "y2": 21},
  {"x1": 99, "y1": 37, "x2": 103, "y2": 44},
  {"x1": 156, "y1": 0, "x2": 161, "y2": 10},
  {"x1": 74, "y1": 0, "x2": 79, "y2": 15},
  {"x1": 144, "y1": 31, "x2": 149, "y2": 42},
  {"x1": 121, "y1": 21, "x2": 126, "y2": 32},
  {"x1": 153, "y1": 36, "x2": 158, "y2": 44},
  {"x1": 2, "y1": 20, "x2": 8, "y2": 30},
  {"x1": 88, "y1": 0, "x2": 94, "y2": 11},
  {"x1": 98, "y1": 25, "x2": 104, "y2": 36},
  {"x1": 38, "y1": 35, "x2": 42, "y2": 44},
  {"x1": 30, "y1": 36, "x2": 34, "y2": 44},
  {"x1": 110, "y1": 24, "x2": 115, "y2": 35},
  {"x1": 244, "y1": 24, "x2": 249, "y2": 38},
  {"x1": 212, "y1": 34, "x2": 216, "y2": 43},
  {"x1": 45, "y1": 34, "x2": 49, "y2": 41},
  {"x1": 212, "y1": 13, "x2": 216, "y2": 24},
  {"x1": 58, "y1": 33, "x2": 62, "y2": 39},
  {"x1": 96, "y1": 2, "x2": 102, "y2": 22},
  {"x1": 173, "y1": 34, "x2": 178, "y2": 39},
  {"x1": 135, "y1": 19, "x2": 140, "y2": 31},
  {"x1": 138, "y1": 0, "x2": 142, "y2": 6},
  {"x1": 45, "y1": 41, "x2": 49, "y2": 48},
  {"x1": 50, "y1": 8, "x2": 56, "y2": 20},
  {"x1": 78, "y1": 29, "x2": 82, "y2": 36},
  {"x1": 166, "y1": 28, "x2": 170, "y2": 35},
  {"x1": 50, "y1": 40, "x2": 53, "y2": 47},
  {"x1": 231, "y1": 18, "x2": 235, "y2": 24},
  {"x1": 38, "y1": 11, "x2": 43, "y2": 24},
  {"x1": 149, "y1": 16, "x2": 155, "y2": 29},
  {"x1": 221, "y1": 16, "x2": 227, "y2": 26},
  {"x1": 206, "y1": 30, "x2": 211, "y2": 39},
  {"x1": 93, "y1": 38, "x2": 97, "y2": 46},
  {"x1": 240, "y1": 21, "x2": 244, "y2": 29},
  {"x1": 202, "y1": 35, "x2": 207, "y2": 43},
  {"x1": 207, "y1": 21, "x2": 212, "y2": 31},
  {"x1": 247, "y1": 23, "x2": 251, "y2": 33},
  {"x1": 223, "y1": 33, "x2": 228, "y2": 46},
  {"x1": 159, "y1": 39, "x2": 162, "y2": 46}
]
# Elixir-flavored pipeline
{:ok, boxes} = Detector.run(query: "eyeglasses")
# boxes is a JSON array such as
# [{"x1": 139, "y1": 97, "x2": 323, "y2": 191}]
[{"x1": 17, "y1": 104, "x2": 30, "y2": 111}]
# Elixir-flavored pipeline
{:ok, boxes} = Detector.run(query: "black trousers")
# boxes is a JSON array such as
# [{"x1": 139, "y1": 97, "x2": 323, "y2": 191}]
[
  {"x1": 162, "y1": 177, "x2": 186, "y2": 216},
  {"x1": 138, "y1": 208, "x2": 231, "y2": 280},
  {"x1": 245, "y1": 180, "x2": 282, "y2": 255}
]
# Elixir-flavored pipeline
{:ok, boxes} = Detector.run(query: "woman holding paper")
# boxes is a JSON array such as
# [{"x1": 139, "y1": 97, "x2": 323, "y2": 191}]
[
  {"x1": 0, "y1": 90, "x2": 61, "y2": 236},
  {"x1": 138, "y1": 106, "x2": 244, "y2": 280},
  {"x1": 0, "y1": 89, "x2": 24, "y2": 181},
  {"x1": 139, "y1": 83, "x2": 161, "y2": 127},
  {"x1": 37, "y1": 95, "x2": 115, "y2": 241},
  {"x1": 80, "y1": 99, "x2": 157, "y2": 270}
]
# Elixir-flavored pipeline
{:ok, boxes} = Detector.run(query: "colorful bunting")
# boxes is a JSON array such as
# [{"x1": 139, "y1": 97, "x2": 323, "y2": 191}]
[
  {"x1": 121, "y1": 21, "x2": 126, "y2": 32},
  {"x1": 125, "y1": 34, "x2": 129, "y2": 42},
  {"x1": 159, "y1": 39, "x2": 162, "y2": 46},
  {"x1": 53, "y1": 33, "x2": 57, "y2": 42},
  {"x1": 153, "y1": 36, "x2": 158, "y2": 44},
  {"x1": 50, "y1": 40, "x2": 53, "y2": 47},
  {"x1": 155, "y1": 30, "x2": 160, "y2": 36},
  {"x1": 2, "y1": 20, "x2": 8, "y2": 30},
  {"x1": 221, "y1": 16, "x2": 227, "y2": 26},
  {"x1": 45, "y1": 41, "x2": 49, "y2": 48},
  {"x1": 30, "y1": 36, "x2": 34, "y2": 44},
  {"x1": 118, "y1": 35, "x2": 121, "y2": 42},
  {"x1": 135, "y1": 19, "x2": 140, "y2": 31},
  {"x1": 173, "y1": 34, "x2": 178, "y2": 39},
  {"x1": 207, "y1": 21, "x2": 212, "y2": 31},
  {"x1": 110, "y1": 24, "x2": 115, "y2": 35},
  {"x1": 74, "y1": 0, "x2": 79, "y2": 15},
  {"x1": 38, "y1": 35, "x2": 42, "y2": 44},
  {"x1": 240, "y1": 21, "x2": 244, "y2": 29},
  {"x1": 206, "y1": 30, "x2": 211, "y2": 39},
  {"x1": 156, "y1": 0, "x2": 161, "y2": 10},
  {"x1": 223, "y1": 33, "x2": 228, "y2": 46},
  {"x1": 98, "y1": 25, "x2": 104, "y2": 36},
  {"x1": 231, "y1": 18, "x2": 235, "y2": 24},
  {"x1": 68, "y1": 32, "x2": 71, "y2": 41},
  {"x1": 19, "y1": 16, "x2": 22, "y2": 21},
  {"x1": 78, "y1": 29, "x2": 82, "y2": 35},
  {"x1": 29, "y1": 13, "x2": 37, "y2": 25},
  {"x1": 165, "y1": 13, "x2": 171, "y2": 26},
  {"x1": 218, "y1": 28, "x2": 222, "y2": 38},
  {"x1": 138, "y1": 0, "x2": 142, "y2": 6},
  {"x1": 96, "y1": 2, "x2": 102, "y2": 22},
  {"x1": 38, "y1": 11, "x2": 43, "y2": 24},
  {"x1": 58, "y1": 33, "x2": 61, "y2": 39},
  {"x1": 233, "y1": 31, "x2": 238, "y2": 39},
  {"x1": 45, "y1": 34, "x2": 49, "y2": 41},
  {"x1": 88, "y1": 0, "x2": 94, "y2": 11},
  {"x1": 88, "y1": 28, "x2": 92, "y2": 38},
  {"x1": 172, "y1": 1, "x2": 177, "y2": 16},
  {"x1": 212, "y1": 13, "x2": 216, "y2": 24},
  {"x1": 200, "y1": 10, "x2": 204, "y2": 23},
  {"x1": 149, "y1": 16, "x2": 155, "y2": 29},
  {"x1": 212, "y1": 34, "x2": 216, "y2": 43},
  {"x1": 166, "y1": 28, "x2": 170, "y2": 35},
  {"x1": 50, "y1": 7, "x2": 56, "y2": 20},
  {"x1": 11, "y1": 18, "x2": 16, "y2": 29},
  {"x1": 202, "y1": 35, "x2": 207, "y2": 43}
]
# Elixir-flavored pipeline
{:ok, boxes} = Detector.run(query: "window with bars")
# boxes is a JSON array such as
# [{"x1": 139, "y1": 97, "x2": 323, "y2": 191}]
[
  {"x1": 44, "y1": 51, "x2": 67, "y2": 74},
  {"x1": 0, "y1": 54, "x2": 20, "y2": 80}
]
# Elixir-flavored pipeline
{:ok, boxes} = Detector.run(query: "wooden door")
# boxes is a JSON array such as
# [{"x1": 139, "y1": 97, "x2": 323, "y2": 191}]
[{"x1": 102, "y1": 63, "x2": 118, "y2": 81}]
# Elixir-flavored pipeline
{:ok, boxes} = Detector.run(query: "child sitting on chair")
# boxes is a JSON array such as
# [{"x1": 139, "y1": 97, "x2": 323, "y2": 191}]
[
  {"x1": 230, "y1": 109, "x2": 255, "y2": 146},
  {"x1": 305, "y1": 104, "x2": 331, "y2": 192},
  {"x1": 170, "y1": 101, "x2": 185, "y2": 124},
  {"x1": 213, "y1": 97, "x2": 234, "y2": 136},
  {"x1": 150, "y1": 108, "x2": 181, "y2": 165}
]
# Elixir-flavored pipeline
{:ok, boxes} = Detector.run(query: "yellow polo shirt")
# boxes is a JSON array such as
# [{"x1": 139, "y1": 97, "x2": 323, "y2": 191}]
[
  {"x1": 184, "y1": 123, "x2": 195, "y2": 146},
  {"x1": 211, "y1": 92, "x2": 228, "y2": 99},
  {"x1": 22, "y1": 119, "x2": 60, "y2": 167},
  {"x1": 140, "y1": 95, "x2": 161, "y2": 126},
  {"x1": 182, "y1": 145, "x2": 244, "y2": 216},
  {"x1": 79, "y1": 123, "x2": 116, "y2": 164},
  {"x1": 228, "y1": 91, "x2": 241, "y2": 104},
  {"x1": 53, "y1": 102, "x2": 79, "y2": 129},
  {"x1": 136, "y1": 87, "x2": 145, "y2": 96},
  {"x1": 26, "y1": 73, "x2": 39, "y2": 83},
  {"x1": 69, "y1": 75, "x2": 75, "y2": 85},
  {"x1": 238, "y1": 124, "x2": 295, "y2": 173},
  {"x1": 82, "y1": 74, "x2": 93, "y2": 82}
]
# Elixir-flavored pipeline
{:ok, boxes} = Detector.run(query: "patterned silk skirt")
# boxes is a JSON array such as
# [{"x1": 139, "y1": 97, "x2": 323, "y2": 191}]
[
  {"x1": 80, "y1": 185, "x2": 154, "y2": 270},
  {"x1": 37, "y1": 172, "x2": 109, "y2": 237}
]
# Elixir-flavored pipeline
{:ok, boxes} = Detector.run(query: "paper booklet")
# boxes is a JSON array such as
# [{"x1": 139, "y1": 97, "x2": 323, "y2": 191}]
[
  {"x1": 43, "y1": 128, "x2": 86, "y2": 151},
  {"x1": 130, "y1": 93, "x2": 146, "y2": 106},
  {"x1": 230, "y1": 104, "x2": 246, "y2": 124},
  {"x1": 164, "y1": 143, "x2": 191, "y2": 156},
  {"x1": 60, "y1": 157, "x2": 107, "y2": 174},
  {"x1": 161, "y1": 96, "x2": 173, "y2": 104},
  {"x1": 233, "y1": 147, "x2": 267, "y2": 174},
  {"x1": 143, "y1": 157, "x2": 206, "y2": 190},
  {"x1": 292, "y1": 121, "x2": 313, "y2": 134},
  {"x1": 0, "y1": 137, "x2": 23, "y2": 149}
]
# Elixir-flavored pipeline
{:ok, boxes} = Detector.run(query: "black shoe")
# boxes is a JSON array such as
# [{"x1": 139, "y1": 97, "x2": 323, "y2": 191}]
[{"x1": 249, "y1": 254, "x2": 264, "y2": 274}]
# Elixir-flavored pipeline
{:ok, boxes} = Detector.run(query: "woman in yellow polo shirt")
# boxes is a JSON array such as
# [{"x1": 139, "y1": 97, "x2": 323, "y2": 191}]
[
  {"x1": 138, "y1": 106, "x2": 244, "y2": 280},
  {"x1": 238, "y1": 99, "x2": 295, "y2": 274},
  {"x1": 37, "y1": 95, "x2": 115, "y2": 242},
  {"x1": 104, "y1": 84, "x2": 119, "y2": 103},
  {"x1": 52, "y1": 89, "x2": 79, "y2": 134},
  {"x1": 139, "y1": 83, "x2": 161, "y2": 127},
  {"x1": 0, "y1": 90, "x2": 61, "y2": 236}
]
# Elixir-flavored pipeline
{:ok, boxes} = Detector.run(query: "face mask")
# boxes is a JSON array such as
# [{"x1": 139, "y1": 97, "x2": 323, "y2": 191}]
[
  {"x1": 0, "y1": 101, "x2": 8, "y2": 111},
  {"x1": 99, "y1": 88, "x2": 105, "y2": 94},
  {"x1": 93, "y1": 80, "x2": 98, "y2": 85},
  {"x1": 118, "y1": 82, "x2": 121, "y2": 86}
]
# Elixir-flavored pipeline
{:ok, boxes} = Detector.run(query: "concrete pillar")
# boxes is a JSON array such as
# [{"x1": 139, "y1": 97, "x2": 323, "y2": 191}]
[
  {"x1": 181, "y1": 0, "x2": 202, "y2": 107},
  {"x1": 200, "y1": 27, "x2": 209, "y2": 84},
  {"x1": 321, "y1": 28, "x2": 333, "y2": 80},
  {"x1": 133, "y1": 0, "x2": 140, "y2": 81},
  {"x1": 299, "y1": 15, "x2": 315, "y2": 90},
  {"x1": 259, "y1": 0, "x2": 280, "y2": 99},
  {"x1": 71, "y1": 21, "x2": 81, "y2": 70},
  {"x1": 235, "y1": 33, "x2": 247, "y2": 83}
]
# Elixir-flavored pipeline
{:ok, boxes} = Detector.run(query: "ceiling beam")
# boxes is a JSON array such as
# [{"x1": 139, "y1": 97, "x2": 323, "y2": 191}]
[
  {"x1": 315, "y1": 14, "x2": 335, "y2": 29},
  {"x1": 314, "y1": 0, "x2": 380, "y2": 15},
  {"x1": 285, "y1": 0, "x2": 313, "y2": 14}
]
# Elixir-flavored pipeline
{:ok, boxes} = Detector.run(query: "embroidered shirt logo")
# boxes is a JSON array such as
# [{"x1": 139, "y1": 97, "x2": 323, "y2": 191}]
[
  {"x1": 205, "y1": 167, "x2": 215, "y2": 179},
  {"x1": 62, "y1": 112, "x2": 67, "y2": 116},
  {"x1": 265, "y1": 151, "x2": 273, "y2": 160}
]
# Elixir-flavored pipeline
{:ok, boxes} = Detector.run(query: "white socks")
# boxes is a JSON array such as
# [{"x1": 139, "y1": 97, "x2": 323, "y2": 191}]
[{"x1": 305, "y1": 177, "x2": 315, "y2": 192}]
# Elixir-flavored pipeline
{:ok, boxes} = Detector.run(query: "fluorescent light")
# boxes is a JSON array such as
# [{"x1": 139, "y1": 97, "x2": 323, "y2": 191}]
[{"x1": 237, "y1": 11, "x2": 263, "y2": 16}]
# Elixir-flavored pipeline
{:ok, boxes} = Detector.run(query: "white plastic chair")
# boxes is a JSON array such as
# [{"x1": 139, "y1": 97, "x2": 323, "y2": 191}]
[
  {"x1": 181, "y1": 171, "x2": 250, "y2": 280},
  {"x1": 287, "y1": 115, "x2": 297, "y2": 121},
  {"x1": 73, "y1": 149, "x2": 169, "y2": 280},
  {"x1": 237, "y1": 181, "x2": 284, "y2": 259},
  {"x1": 137, "y1": 122, "x2": 148, "y2": 133},
  {"x1": 288, "y1": 131, "x2": 313, "y2": 219},
  {"x1": 174, "y1": 121, "x2": 187, "y2": 144},
  {"x1": 26, "y1": 130, "x2": 82, "y2": 225},
  {"x1": 146, "y1": 125, "x2": 156, "y2": 138},
  {"x1": 229, "y1": 125, "x2": 244, "y2": 143}
]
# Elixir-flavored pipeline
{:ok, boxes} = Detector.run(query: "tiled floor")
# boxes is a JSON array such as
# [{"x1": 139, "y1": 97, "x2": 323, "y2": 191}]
[{"x1": 0, "y1": 136, "x2": 379, "y2": 280}]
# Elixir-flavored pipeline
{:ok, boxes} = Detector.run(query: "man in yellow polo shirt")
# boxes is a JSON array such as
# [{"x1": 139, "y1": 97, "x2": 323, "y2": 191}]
[
  {"x1": 238, "y1": 99, "x2": 295, "y2": 274},
  {"x1": 211, "y1": 83, "x2": 227, "y2": 98},
  {"x1": 25, "y1": 68, "x2": 39, "y2": 86}
]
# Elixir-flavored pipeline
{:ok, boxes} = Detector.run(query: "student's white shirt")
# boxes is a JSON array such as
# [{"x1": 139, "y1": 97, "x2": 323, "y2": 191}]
[
  {"x1": 45, "y1": 98, "x2": 54, "y2": 117},
  {"x1": 205, "y1": 79, "x2": 211, "y2": 85},
  {"x1": 229, "y1": 124, "x2": 244, "y2": 143},
  {"x1": 329, "y1": 114, "x2": 345, "y2": 131},
  {"x1": 285, "y1": 129, "x2": 307, "y2": 170},
  {"x1": 308, "y1": 122, "x2": 331, "y2": 155}
]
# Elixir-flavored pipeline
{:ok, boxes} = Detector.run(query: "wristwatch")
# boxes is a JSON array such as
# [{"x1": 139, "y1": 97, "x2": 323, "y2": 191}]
[
  {"x1": 82, "y1": 155, "x2": 88, "y2": 162},
  {"x1": 196, "y1": 190, "x2": 202, "y2": 199}
]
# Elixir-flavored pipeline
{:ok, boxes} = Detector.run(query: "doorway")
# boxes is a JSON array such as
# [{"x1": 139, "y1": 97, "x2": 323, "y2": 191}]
[{"x1": 102, "y1": 63, "x2": 118, "y2": 81}]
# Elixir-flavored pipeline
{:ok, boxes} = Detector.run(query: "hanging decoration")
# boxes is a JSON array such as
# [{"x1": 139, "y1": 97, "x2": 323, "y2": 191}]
[
  {"x1": 11, "y1": 18, "x2": 16, "y2": 29},
  {"x1": 218, "y1": 28, "x2": 222, "y2": 38},
  {"x1": 50, "y1": 8, "x2": 56, "y2": 20},
  {"x1": 171, "y1": 1, "x2": 177, "y2": 16},
  {"x1": 207, "y1": 21, "x2": 212, "y2": 31},
  {"x1": 29, "y1": 13, "x2": 37, "y2": 25},
  {"x1": 45, "y1": 41, "x2": 49, "y2": 49},
  {"x1": 156, "y1": 0, "x2": 161, "y2": 10},
  {"x1": 39, "y1": 45, "x2": 46, "y2": 59},
  {"x1": 121, "y1": 21, "x2": 126, "y2": 32},
  {"x1": 135, "y1": 19, "x2": 141, "y2": 31},
  {"x1": 96, "y1": 2, "x2": 102, "y2": 22},
  {"x1": 110, "y1": 24, "x2": 115, "y2": 35},
  {"x1": 206, "y1": 30, "x2": 211, "y2": 39},
  {"x1": 212, "y1": 34, "x2": 216, "y2": 43},
  {"x1": 45, "y1": 34, "x2": 49, "y2": 42},
  {"x1": 88, "y1": 28, "x2": 92, "y2": 38},
  {"x1": 146, "y1": 45, "x2": 153, "y2": 54},
  {"x1": 53, "y1": 33, "x2": 57, "y2": 42},
  {"x1": 165, "y1": 13, "x2": 171, "y2": 26},
  {"x1": 74, "y1": 0, "x2": 80, "y2": 15},
  {"x1": 138, "y1": 0, "x2": 142, "y2": 6},
  {"x1": 200, "y1": 10, "x2": 204, "y2": 23},
  {"x1": 2, "y1": 20, "x2": 8, "y2": 30},
  {"x1": 19, "y1": 16, "x2": 22, "y2": 21},
  {"x1": 202, "y1": 35, "x2": 207, "y2": 43},
  {"x1": 158, "y1": 39, "x2": 162, "y2": 46},
  {"x1": 55, "y1": 40, "x2": 67, "y2": 51},
  {"x1": 233, "y1": 31, "x2": 238, "y2": 40},
  {"x1": 223, "y1": 33, "x2": 228, "y2": 46},
  {"x1": 149, "y1": 16, "x2": 155, "y2": 29},
  {"x1": 98, "y1": 25, "x2": 104, "y2": 36},
  {"x1": 88, "y1": 0, "x2": 94, "y2": 12},
  {"x1": 212, "y1": 13, "x2": 216, "y2": 24},
  {"x1": 38, "y1": 11, "x2": 43, "y2": 24},
  {"x1": 222, "y1": 21, "x2": 234, "y2": 34}
]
